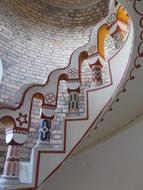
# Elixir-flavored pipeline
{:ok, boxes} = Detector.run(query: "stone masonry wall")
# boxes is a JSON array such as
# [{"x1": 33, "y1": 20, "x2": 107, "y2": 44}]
[{"x1": 0, "y1": 0, "x2": 110, "y2": 172}]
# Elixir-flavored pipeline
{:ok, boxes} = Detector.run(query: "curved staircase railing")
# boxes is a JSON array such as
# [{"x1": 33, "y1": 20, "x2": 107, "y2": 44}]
[{"x1": 0, "y1": 0, "x2": 141, "y2": 189}]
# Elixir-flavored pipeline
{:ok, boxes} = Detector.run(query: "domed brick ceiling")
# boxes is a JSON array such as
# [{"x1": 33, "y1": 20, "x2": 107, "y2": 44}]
[
  {"x1": 0, "y1": 0, "x2": 109, "y2": 104},
  {"x1": 4, "y1": 0, "x2": 110, "y2": 28},
  {"x1": 40, "y1": 0, "x2": 103, "y2": 9},
  {"x1": 0, "y1": 0, "x2": 110, "y2": 172}
]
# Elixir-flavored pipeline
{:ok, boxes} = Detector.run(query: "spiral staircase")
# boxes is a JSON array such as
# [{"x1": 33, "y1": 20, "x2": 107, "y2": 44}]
[{"x1": 0, "y1": 0, "x2": 142, "y2": 189}]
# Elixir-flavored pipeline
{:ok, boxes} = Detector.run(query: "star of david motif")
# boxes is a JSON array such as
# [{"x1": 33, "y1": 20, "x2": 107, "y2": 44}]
[
  {"x1": 107, "y1": 13, "x2": 116, "y2": 25},
  {"x1": 67, "y1": 68, "x2": 78, "y2": 78},
  {"x1": 45, "y1": 93, "x2": 56, "y2": 104},
  {"x1": 16, "y1": 113, "x2": 27, "y2": 126}
]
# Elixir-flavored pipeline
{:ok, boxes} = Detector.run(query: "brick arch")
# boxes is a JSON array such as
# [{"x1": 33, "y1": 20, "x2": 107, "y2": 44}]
[{"x1": 97, "y1": 24, "x2": 109, "y2": 59}]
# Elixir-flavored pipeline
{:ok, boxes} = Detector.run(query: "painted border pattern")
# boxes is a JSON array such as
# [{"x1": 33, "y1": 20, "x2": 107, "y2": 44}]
[
  {"x1": 34, "y1": 1, "x2": 143, "y2": 189},
  {"x1": 0, "y1": 1, "x2": 142, "y2": 190},
  {"x1": 97, "y1": 0, "x2": 143, "y2": 123}
]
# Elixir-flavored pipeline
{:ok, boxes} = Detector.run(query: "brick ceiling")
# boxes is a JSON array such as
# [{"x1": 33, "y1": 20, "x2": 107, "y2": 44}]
[
  {"x1": 3, "y1": 0, "x2": 109, "y2": 28},
  {"x1": 39, "y1": 0, "x2": 103, "y2": 9}
]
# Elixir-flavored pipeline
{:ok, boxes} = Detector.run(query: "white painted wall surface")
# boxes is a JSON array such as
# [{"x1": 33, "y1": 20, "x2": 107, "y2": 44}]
[
  {"x1": 0, "y1": 59, "x2": 3, "y2": 82},
  {"x1": 39, "y1": 116, "x2": 143, "y2": 190}
]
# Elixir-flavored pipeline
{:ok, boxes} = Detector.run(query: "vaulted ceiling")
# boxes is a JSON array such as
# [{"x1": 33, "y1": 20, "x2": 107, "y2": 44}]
[
  {"x1": 2, "y1": 0, "x2": 109, "y2": 28},
  {"x1": 39, "y1": 0, "x2": 104, "y2": 9}
]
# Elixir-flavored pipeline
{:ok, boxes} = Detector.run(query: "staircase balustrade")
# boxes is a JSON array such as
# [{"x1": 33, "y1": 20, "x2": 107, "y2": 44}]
[{"x1": 0, "y1": 0, "x2": 135, "y2": 189}]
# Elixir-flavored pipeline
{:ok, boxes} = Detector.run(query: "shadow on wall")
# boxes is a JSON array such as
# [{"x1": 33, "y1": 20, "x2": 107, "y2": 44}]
[{"x1": 39, "y1": 116, "x2": 143, "y2": 190}]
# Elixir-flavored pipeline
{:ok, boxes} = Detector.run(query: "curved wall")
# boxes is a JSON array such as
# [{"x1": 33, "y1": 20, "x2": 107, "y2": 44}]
[
  {"x1": 0, "y1": 0, "x2": 110, "y2": 172},
  {"x1": 39, "y1": 116, "x2": 143, "y2": 190},
  {"x1": 0, "y1": 59, "x2": 2, "y2": 82}
]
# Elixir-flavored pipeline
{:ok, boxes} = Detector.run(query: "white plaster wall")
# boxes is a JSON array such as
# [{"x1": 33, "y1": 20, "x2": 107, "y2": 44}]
[
  {"x1": 0, "y1": 59, "x2": 3, "y2": 82},
  {"x1": 39, "y1": 116, "x2": 143, "y2": 190}
]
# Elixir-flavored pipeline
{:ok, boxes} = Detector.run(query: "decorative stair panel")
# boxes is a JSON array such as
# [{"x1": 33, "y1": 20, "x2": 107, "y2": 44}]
[{"x1": 0, "y1": 0, "x2": 142, "y2": 189}]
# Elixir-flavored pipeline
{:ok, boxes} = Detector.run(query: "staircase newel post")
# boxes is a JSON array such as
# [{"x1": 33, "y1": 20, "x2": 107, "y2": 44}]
[
  {"x1": 107, "y1": 6, "x2": 128, "y2": 49},
  {"x1": 0, "y1": 128, "x2": 28, "y2": 186}
]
